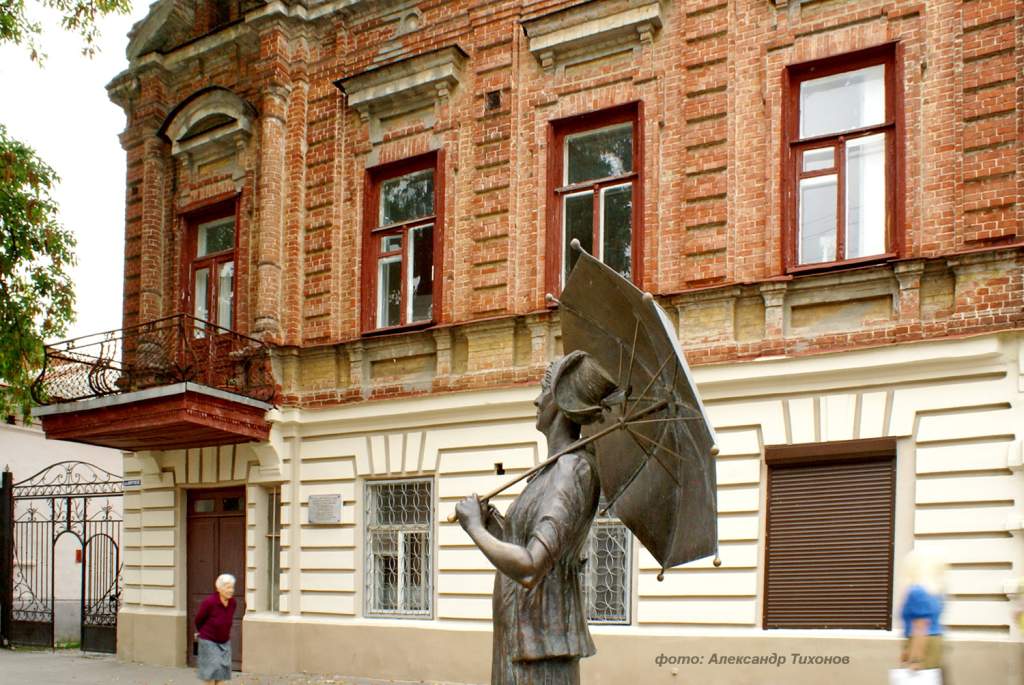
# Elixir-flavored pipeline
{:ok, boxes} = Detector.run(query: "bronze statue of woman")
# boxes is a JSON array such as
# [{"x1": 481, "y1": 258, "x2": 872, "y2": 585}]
[{"x1": 455, "y1": 350, "x2": 618, "y2": 685}]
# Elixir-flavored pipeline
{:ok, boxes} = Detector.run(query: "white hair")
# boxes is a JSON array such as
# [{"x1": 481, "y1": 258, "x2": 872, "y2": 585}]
[
  {"x1": 902, "y1": 551, "x2": 945, "y2": 596},
  {"x1": 215, "y1": 573, "x2": 236, "y2": 590}
]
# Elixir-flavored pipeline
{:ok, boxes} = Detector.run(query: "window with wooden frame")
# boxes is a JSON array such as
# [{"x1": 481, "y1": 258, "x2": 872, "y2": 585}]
[
  {"x1": 185, "y1": 199, "x2": 238, "y2": 335},
  {"x1": 363, "y1": 153, "x2": 442, "y2": 332},
  {"x1": 784, "y1": 45, "x2": 900, "y2": 270},
  {"x1": 549, "y1": 103, "x2": 642, "y2": 291},
  {"x1": 763, "y1": 439, "x2": 896, "y2": 630}
]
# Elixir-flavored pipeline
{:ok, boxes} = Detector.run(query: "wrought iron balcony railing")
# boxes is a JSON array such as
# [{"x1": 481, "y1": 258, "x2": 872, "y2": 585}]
[{"x1": 32, "y1": 314, "x2": 276, "y2": 406}]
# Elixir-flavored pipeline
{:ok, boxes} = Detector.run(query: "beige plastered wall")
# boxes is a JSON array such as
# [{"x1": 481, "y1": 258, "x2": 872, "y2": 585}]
[{"x1": 117, "y1": 331, "x2": 1024, "y2": 683}]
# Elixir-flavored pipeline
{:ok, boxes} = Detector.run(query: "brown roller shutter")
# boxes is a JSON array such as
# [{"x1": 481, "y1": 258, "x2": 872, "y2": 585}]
[{"x1": 763, "y1": 444, "x2": 895, "y2": 630}]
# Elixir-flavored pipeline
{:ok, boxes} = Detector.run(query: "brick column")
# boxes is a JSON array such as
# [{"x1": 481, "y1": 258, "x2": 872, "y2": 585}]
[
  {"x1": 759, "y1": 282, "x2": 788, "y2": 339},
  {"x1": 433, "y1": 329, "x2": 454, "y2": 377},
  {"x1": 894, "y1": 261, "x2": 926, "y2": 321},
  {"x1": 139, "y1": 131, "x2": 168, "y2": 323},
  {"x1": 348, "y1": 341, "x2": 367, "y2": 392},
  {"x1": 253, "y1": 85, "x2": 291, "y2": 337},
  {"x1": 526, "y1": 314, "x2": 551, "y2": 367}
]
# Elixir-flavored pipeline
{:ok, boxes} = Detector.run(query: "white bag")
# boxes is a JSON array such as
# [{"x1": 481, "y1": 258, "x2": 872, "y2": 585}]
[{"x1": 888, "y1": 668, "x2": 942, "y2": 685}]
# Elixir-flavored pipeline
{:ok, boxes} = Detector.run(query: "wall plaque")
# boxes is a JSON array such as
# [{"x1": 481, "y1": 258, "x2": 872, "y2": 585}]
[{"x1": 308, "y1": 494, "x2": 341, "y2": 524}]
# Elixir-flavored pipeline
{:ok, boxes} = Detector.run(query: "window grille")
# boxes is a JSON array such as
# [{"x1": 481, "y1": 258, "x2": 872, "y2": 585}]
[
  {"x1": 582, "y1": 503, "x2": 631, "y2": 624},
  {"x1": 365, "y1": 479, "x2": 433, "y2": 617},
  {"x1": 266, "y1": 487, "x2": 281, "y2": 612}
]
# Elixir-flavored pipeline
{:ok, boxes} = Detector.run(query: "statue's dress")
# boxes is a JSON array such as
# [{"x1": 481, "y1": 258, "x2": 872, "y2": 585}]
[{"x1": 490, "y1": 450, "x2": 600, "y2": 685}]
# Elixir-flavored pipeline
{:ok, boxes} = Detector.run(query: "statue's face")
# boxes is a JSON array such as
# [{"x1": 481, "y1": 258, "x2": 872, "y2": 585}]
[{"x1": 533, "y1": 384, "x2": 558, "y2": 432}]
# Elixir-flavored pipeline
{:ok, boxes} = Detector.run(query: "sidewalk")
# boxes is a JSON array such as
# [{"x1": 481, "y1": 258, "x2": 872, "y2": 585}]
[{"x1": 0, "y1": 649, "x2": 448, "y2": 685}]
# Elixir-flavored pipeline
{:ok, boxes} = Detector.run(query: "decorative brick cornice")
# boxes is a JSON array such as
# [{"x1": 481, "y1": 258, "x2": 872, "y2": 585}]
[
  {"x1": 335, "y1": 45, "x2": 468, "y2": 124},
  {"x1": 521, "y1": 0, "x2": 664, "y2": 71}
]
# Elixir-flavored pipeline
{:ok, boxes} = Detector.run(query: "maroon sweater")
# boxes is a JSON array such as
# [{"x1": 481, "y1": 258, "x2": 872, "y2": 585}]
[{"x1": 195, "y1": 593, "x2": 236, "y2": 644}]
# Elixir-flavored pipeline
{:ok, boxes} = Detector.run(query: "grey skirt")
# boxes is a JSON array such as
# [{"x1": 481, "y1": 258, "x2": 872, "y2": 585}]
[{"x1": 197, "y1": 638, "x2": 232, "y2": 681}]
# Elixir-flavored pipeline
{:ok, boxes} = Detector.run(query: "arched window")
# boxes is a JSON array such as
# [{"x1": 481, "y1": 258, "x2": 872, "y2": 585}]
[
  {"x1": 161, "y1": 88, "x2": 255, "y2": 171},
  {"x1": 161, "y1": 89, "x2": 255, "y2": 332}
]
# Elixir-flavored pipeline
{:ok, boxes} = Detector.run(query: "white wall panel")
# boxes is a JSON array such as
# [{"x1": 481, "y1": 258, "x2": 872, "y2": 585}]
[
  {"x1": 437, "y1": 596, "x2": 491, "y2": 620},
  {"x1": 437, "y1": 571, "x2": 495, "y2": 595},
  {"x1": 787, "y1": 397, "x2": 817, "y2": 443},
  {"x1": 300, "y1": 548, "x2": 356, "y2": 570},
  {"x1": 914, "y1": 505, "x2": 1013, "y2": 535},
  {"x1": 859, "y1": 391, "x2": 889, "y2": 438},
  {"x1": 299, "y1": 593, "x2": 355, "y2": 615},
  {"x1": 822, "y1": 393, "x2": 856, "y2": 441},
  {"x1": 638, "y1": 569, "x2": 757, "y2": 597},
  {"x1": 715, "y1": 457, "x2": 760, "y2": 485},
  {"x1": 637, "y1": 598, "x2": 756, "y2": 624},
  {"x1": 916, "y1": 439, "x2": 1012, "y2": 474},
  {"x1": 916, "y1": 474, "x2": 1017, "y2": 504}
]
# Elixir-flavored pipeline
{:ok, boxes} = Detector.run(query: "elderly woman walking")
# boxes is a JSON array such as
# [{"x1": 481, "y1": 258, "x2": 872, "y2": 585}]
[{"x1": 194, "y1": 573, "x2": 237, "y2": 684}]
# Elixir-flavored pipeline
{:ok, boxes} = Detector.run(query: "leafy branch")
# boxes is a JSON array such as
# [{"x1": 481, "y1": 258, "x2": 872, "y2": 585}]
[{"x1": 0, "y1": 124, "x2": 77, "y2": 418}]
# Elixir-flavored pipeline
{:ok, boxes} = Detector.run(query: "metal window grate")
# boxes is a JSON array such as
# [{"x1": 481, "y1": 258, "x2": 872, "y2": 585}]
[
  {"x1": 266, "y1": 487, "x2": 281, "y2": 612},
  {"x1": 365, "y1": 479, "x2": 433, "y2": 617},
  {"x1": 582, "y1": 502, "x2": 632, "y2": 625}
]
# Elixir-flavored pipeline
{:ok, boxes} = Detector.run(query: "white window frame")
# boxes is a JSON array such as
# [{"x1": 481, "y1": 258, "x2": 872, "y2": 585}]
[
  {"x1": 265, "y1": 486, "x2": 281, "y2": 612},
  {"x1": 363, "y1": 477, "x2": 434, "y2": 619}
]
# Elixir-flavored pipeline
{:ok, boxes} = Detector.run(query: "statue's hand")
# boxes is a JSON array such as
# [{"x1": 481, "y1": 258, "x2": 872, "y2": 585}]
[{"x1": 455, "y1": 494, "x2": 486, "y2": 531}]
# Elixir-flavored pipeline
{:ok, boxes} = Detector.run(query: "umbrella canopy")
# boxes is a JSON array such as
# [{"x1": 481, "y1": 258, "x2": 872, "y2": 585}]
[{"x1": 558, "y1": 247, "x2": 718, "y2": 573}]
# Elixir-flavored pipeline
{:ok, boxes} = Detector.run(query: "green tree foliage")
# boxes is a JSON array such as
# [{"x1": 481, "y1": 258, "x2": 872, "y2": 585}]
[
  {"x1": 0, "y1": 0, "x2": 129, "y2": 418},
  {"x1": 0, "y1": 0, "x2": 131, "y2": 61},
  {"x1": 0, "y1": 125, "x2": 77, "y2": 418}
]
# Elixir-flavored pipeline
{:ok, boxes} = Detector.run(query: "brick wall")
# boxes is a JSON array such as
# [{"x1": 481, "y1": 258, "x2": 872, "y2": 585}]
[{"x1": 108, "y1": 0, "x2": 1023, "y2": 406}]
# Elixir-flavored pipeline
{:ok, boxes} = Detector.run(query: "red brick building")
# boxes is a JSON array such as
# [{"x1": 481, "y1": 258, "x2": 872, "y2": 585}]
[{"x1": 31, "y1": 0, "x2": 1024, "y2": 682}]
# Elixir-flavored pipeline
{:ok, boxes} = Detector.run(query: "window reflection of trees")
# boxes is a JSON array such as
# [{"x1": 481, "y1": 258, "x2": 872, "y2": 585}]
[
  {"x1": 381, "y1": 170, "x2": 434, "y2": 225},
  {"x1": 566, "y1": 124, "x2": 633, "y2": 184}
]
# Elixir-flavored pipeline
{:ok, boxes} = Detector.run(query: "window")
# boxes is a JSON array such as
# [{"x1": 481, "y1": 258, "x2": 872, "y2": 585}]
[
  {"x1": 549, "y1": 104, "x2": 641, "y2": 290},
  {"x1": 785, "y1": 46, "x2": 898, "y2": 269},
  {"x1": 364, "y1": 479, "x2": 433, "y2": 617},
  {"x1": 364, "y1": 154, "x2": 441, "y2": 332},
  {"x1": 763, "y1": 440, "x2": 896, "y2": 629},
  {"x1": 188, "y1": 206, "x2": 236, "y2": 335},
  {"x1": 582, "y1": 503, "x2": 632, "y2": 625},
  {"x1": 266, "y1": 487, "x2": 281, "y2": 612}
]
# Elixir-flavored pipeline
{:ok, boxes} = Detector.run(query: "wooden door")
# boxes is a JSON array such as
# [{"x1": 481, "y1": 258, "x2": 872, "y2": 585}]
[{"x1": 186, "y1": 488, "x2": 246, "y2": 669}]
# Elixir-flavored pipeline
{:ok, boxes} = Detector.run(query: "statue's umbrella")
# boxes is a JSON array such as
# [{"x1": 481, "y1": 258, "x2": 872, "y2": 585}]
[
  {"x1": 446, "y1": 245, "x2": 719, "y2": 575},
  {"x1": 558, "y1": 246, "x2": 719, "y2": 575}
]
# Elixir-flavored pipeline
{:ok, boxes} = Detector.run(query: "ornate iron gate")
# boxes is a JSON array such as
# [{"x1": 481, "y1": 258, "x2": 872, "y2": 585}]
[{"x1": 5, "y1": 461, "x2": 123, "y2": 652}]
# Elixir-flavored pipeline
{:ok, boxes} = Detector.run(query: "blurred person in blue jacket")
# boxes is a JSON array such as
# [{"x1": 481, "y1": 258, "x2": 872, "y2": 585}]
[{"x1": 899, "y1": 551, "x2": 947, "y2": 679}]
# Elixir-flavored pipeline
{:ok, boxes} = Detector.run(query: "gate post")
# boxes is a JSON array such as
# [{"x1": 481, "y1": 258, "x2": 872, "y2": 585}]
[{"x1": 1, "y1": 469, "x2": 13, "y2": 648}]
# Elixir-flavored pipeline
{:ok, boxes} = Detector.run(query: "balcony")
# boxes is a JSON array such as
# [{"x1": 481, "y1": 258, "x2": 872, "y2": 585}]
[{"x1": 31, "y1": 314, "x2": 276, "y2": 451}]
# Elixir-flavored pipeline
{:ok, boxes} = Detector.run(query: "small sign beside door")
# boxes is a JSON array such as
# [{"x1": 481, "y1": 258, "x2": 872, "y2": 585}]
[
  {"x1": 123, "y1": 479, "x2": 142, "y2": 488},
  {"x1": 308, "y1": 494, "x2": 341, "y2": 524}
]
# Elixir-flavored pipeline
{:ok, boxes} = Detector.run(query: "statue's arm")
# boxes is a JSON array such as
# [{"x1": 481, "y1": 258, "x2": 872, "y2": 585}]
[
  {"x1": 466, "y1": 521, "x2": 553, "y2": 590},
  {"x1": 456, "y1": 496, "x2": 553, "y2": 589}
]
